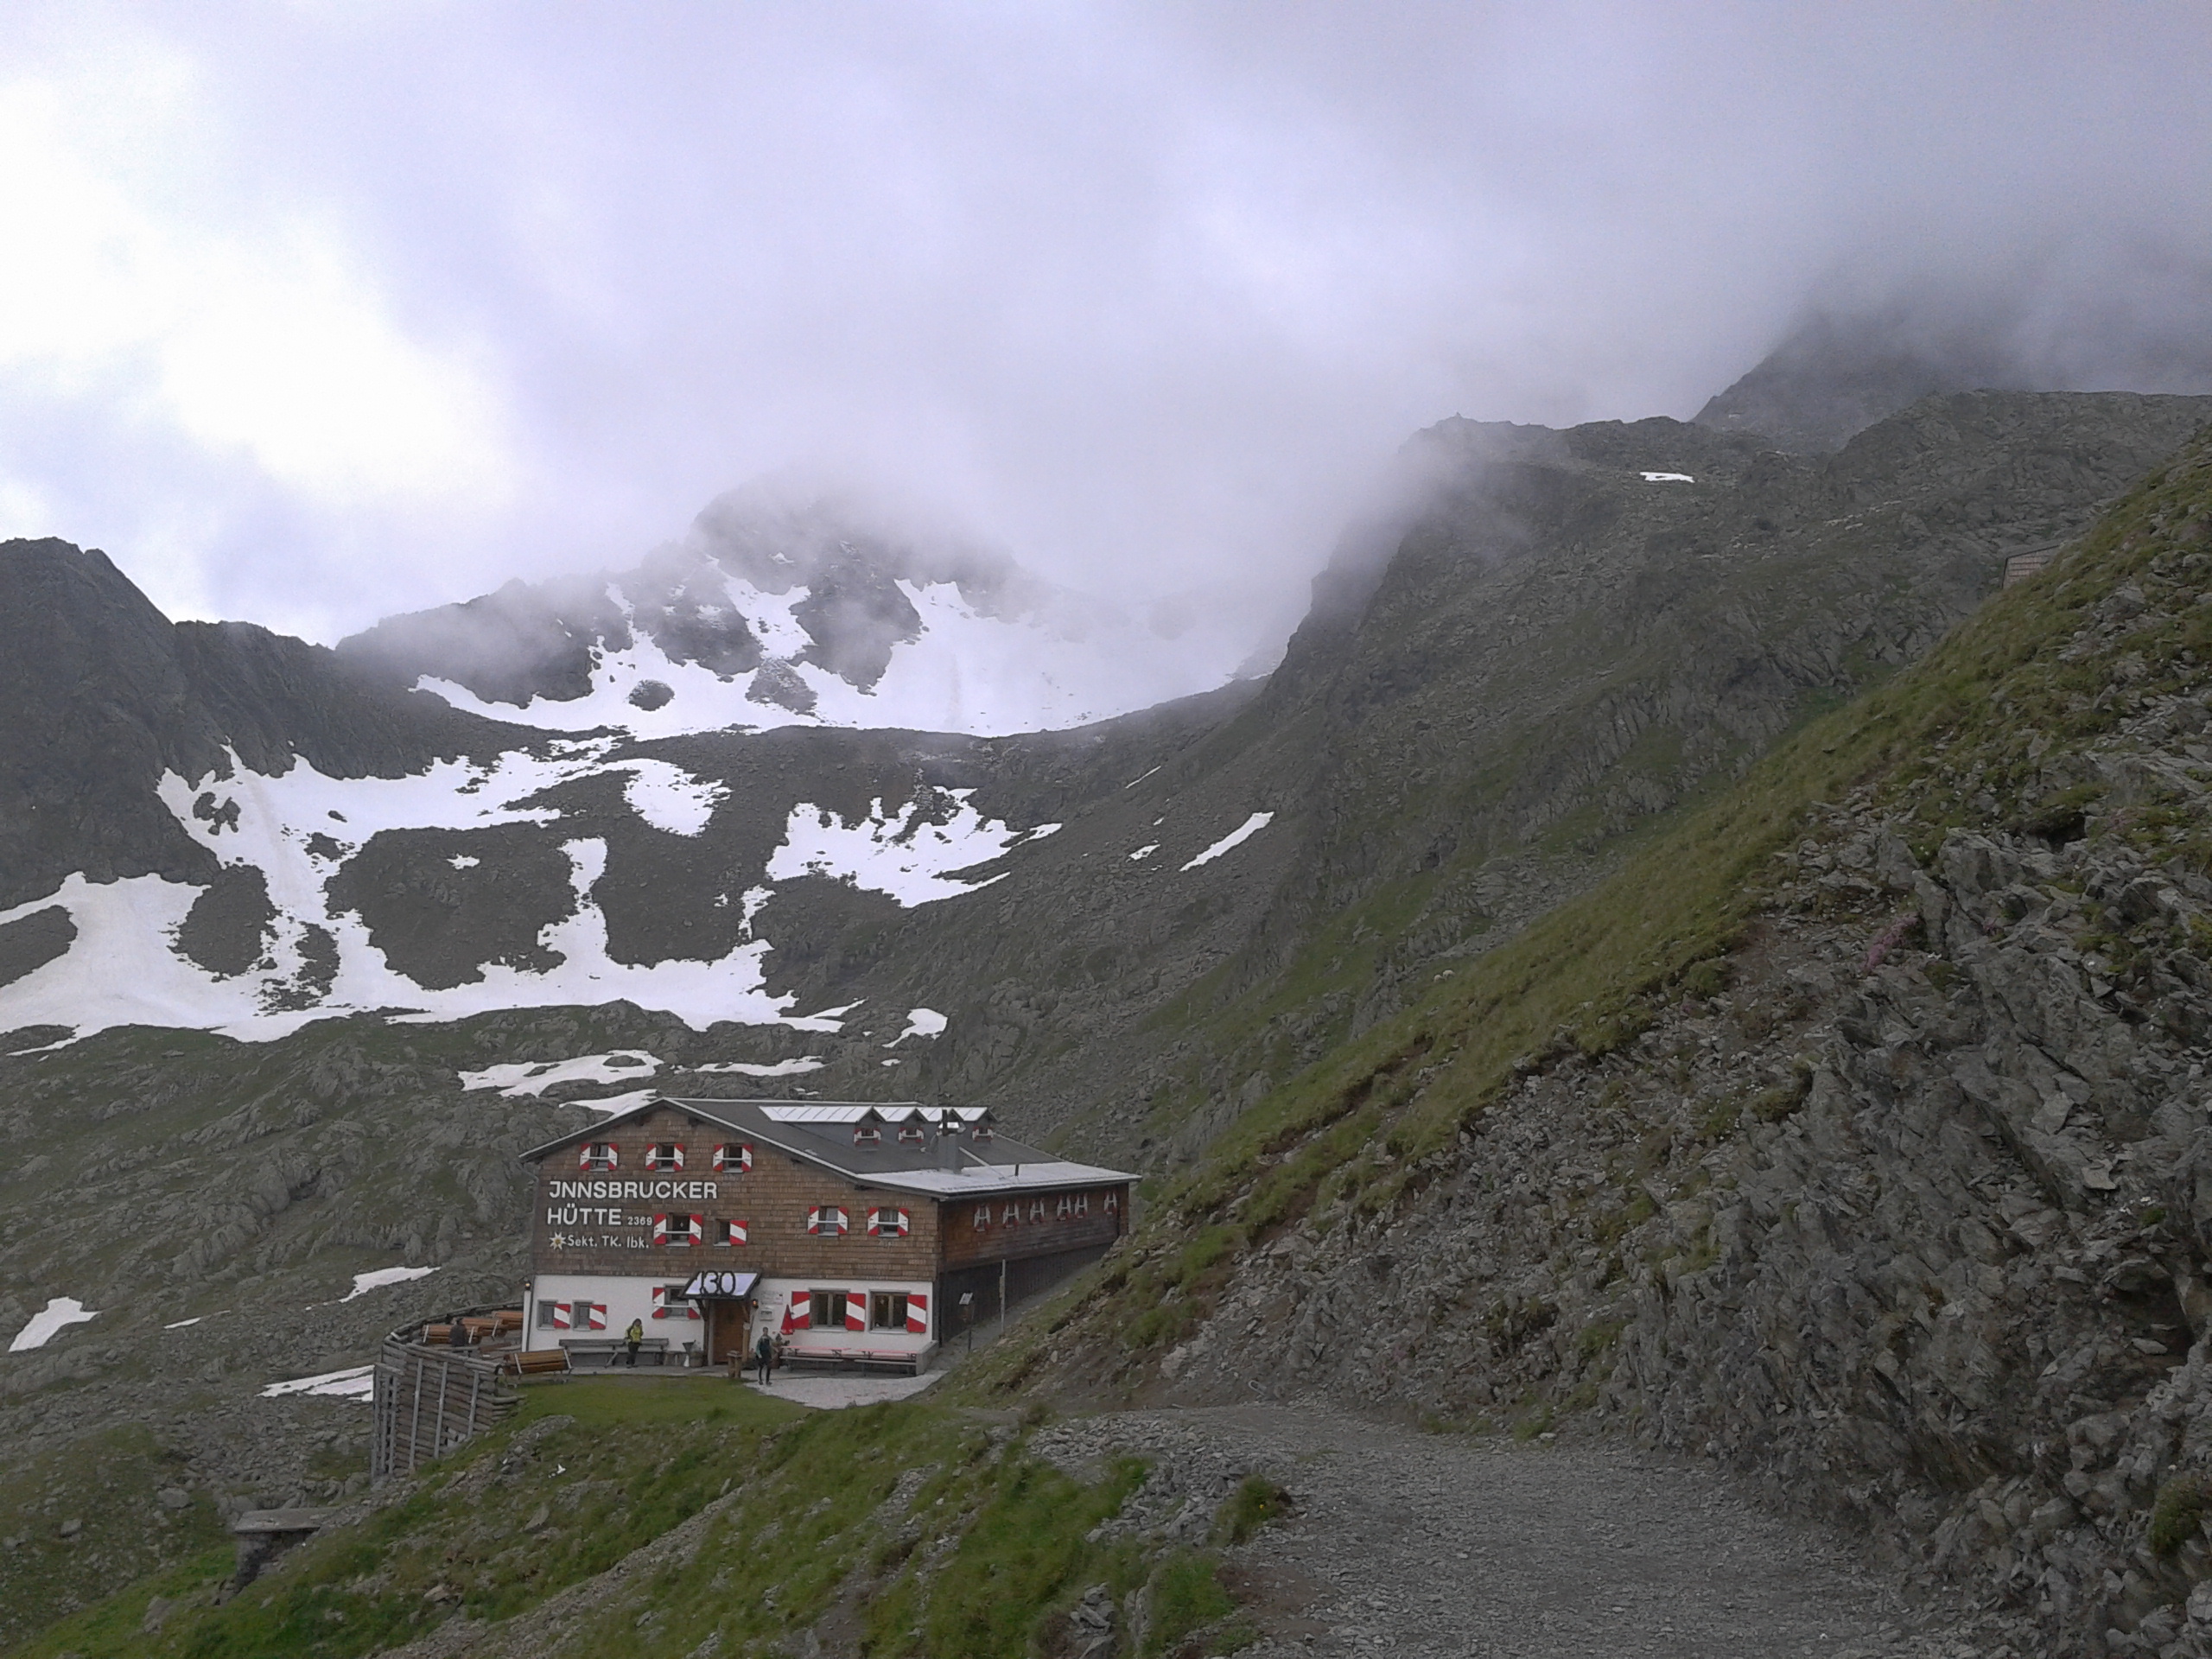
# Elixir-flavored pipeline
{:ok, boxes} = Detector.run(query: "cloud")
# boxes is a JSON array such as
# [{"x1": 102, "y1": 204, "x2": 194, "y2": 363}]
[{"x1": 1, "y1": 3, "x2": 2208, "y2": 667}]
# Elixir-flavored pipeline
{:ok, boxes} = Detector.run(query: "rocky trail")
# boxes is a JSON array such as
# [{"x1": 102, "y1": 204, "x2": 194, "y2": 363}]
[{"x1": 1036, "y1": 1405, "x2": 2028, "y2": 1659}]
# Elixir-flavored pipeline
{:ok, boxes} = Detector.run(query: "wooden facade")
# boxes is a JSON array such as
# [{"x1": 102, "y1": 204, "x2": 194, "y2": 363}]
[{"x1": 519, "y1": 1097, "x2": 1133, "y2": 1370}]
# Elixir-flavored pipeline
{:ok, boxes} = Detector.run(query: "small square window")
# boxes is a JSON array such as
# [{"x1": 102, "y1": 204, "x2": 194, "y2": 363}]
[
  {"x1": 645, "y1": 1142, "x2": 684, "y2": 1172},
  {"x1": 579, "y1": 1141, "x2": 617, "y2": 1171},
  {"x1": 896, "y1": 1124, "x2": 927, "y2": 1146},
  {"x1": 853, "y1": 1126, "x2": 881, "y2": 1147},
  {"x1": 535, "y1": 1300, "x2": 557, "y2": 1329},
  {"x1": 810, "y1": 1288, "x2": 843, "y2": 1330}
]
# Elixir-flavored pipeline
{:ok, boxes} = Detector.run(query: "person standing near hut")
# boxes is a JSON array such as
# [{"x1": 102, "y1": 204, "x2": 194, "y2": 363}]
[
  {"x1": 753, "y1": 1330, "x2": 773, "y2": 1386},
  {"x1": 624, "y1": 1316, "x2": 645, "y2": 1367}
]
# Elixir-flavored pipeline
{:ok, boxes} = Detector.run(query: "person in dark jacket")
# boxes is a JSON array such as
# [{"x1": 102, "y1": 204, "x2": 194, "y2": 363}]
[
  {"x1": 753, "y1": 1331, "x2": 773, "y2": 1385},
  {"x1": 624, "y1": 1317, "x2": 645, "y2": 1367}
]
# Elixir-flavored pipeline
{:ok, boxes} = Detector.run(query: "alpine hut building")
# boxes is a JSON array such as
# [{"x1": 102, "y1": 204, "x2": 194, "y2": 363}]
[{"x1": 519, "y1": 1097, "x2": 1135, "y2": 1372}]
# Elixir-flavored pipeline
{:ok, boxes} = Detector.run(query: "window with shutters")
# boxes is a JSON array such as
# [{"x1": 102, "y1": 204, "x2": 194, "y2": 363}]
[
  {"x1": 714, "y1": 1217, "x2": 747, "y2": 1247},
  {"x1": 896, "y1": 1123, "x2": 926, "y2": 1146},
  {"x1": 972, "y1": 1122, "x2": 995, "y2": 1141},
  {"x1": 971, "y1": 1205, "x2": 990, "y2": 1231},
  {"x1": 852, "y1": 1125, "x2": 881, "y2": 1147},
  {"x1": 869, "y1": 1291, "x2": 909, "y2": 1331},
  {"x1": 1074, "y1": 1192, "x2": 1090, "y2": 1217},
  {"x1": 645, "y1": 1142, "x2": 683, "y2": 1171},
  {"x1": 810, "y1": 1288, "x2": 843, "y2": 1328},
  {"x1": 579, "y1": 1141, "x2": 617, "y2": 1171}
]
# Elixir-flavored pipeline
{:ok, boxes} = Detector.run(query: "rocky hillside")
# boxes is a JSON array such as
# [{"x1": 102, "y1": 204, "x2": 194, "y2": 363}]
[{"x1": 999, "y1": 428, "x2": 2212, "y2": 1655}]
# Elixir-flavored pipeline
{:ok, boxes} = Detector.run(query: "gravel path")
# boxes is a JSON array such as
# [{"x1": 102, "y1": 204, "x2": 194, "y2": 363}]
[{"x1": 1038, "y1": 1405, "x2": 2027, "y2": 1659}]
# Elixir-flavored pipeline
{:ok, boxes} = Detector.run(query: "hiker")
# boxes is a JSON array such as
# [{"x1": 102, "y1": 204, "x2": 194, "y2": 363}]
[
  {"x1": 447, "y1": 1319, "x2": 467, "y2": 1349},
  {"x1": 753, "y1": 1330, "x2": 773, "y2": 1385},
  {"x1": 624, "y1": 1316, "x2": 645, "y2": 1367}
]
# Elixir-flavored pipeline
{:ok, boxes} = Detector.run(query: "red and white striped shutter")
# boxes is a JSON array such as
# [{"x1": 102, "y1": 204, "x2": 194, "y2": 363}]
[
  {"x1": 588, "y1": 1303, "x2": 608, "y2": 1330},
  {"x1": 895, "y1": 1208, "x2": 911, "y2": 1236},
  {"x1": 652, "y1": 1213, "x2": 669, "y2": 1244},
  {"x1": 687, "y1": 1214, "x2": 703, "y2": 1245},
  {"x1": 671, "y1": 1143, "x2": 684, "y2": 1170},
  {"x1": 832, "y1": 1206, "x2": 849, "y2": 1235},
  {"x1": 845, "y1": 1290, "x2": 867, "y2": 1331},
  {"x1": 652, "y1": 1285, "x2": 670, "y2": 1320},
  {"x1": 806, "y1": 1206, "x2": 822, "y2": 1235},
  {"x1": 552, "y1": 1301, "x2": 572, "y2": 1330},
  {"x1": 866, "y1": 1207, "x2": 881, "y2": 1236},
  {"x1": 730, "y1": 1219, "x2": 748, "y2": 1245},
  {"x1": 791, "y1": 1291, "x2": 810, "y2": 1329},
  {"x1": 906, "y1": 1293, "x2": 929, "y2": 1334}
]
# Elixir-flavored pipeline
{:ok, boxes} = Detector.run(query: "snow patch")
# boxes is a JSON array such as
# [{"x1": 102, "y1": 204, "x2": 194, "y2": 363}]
[
  {"x1": 8, "y1": 1297, "x2": 96, "y2": 1352},
  {"x1": 1128, "y1": 843, "x2": 1158, "y2": 861},
  {"x1": 461, "y1": 1052, "x2": 661, "y2": 1097},
  {"x1": 617, "y1": 760, "x2": 728, "y2": 836},
  {"x1": 1180, "y1": 812, "x2": 1275, "y2": 871},
  {"x1": 885, "y1": 1007, "x2": 948, "y2": 1047},
  {"x1": 690, "y1": 1057, "x2": 826, "y2": 1077},
  {"x1": 765, "y1": 791, "x2": 1039, "y2": 906},
  {"x1": 163, "y1": 1316, "x2": 207, "y2": 1329},
  {"x1": 1640, "y1": 471, "x2": 1695, "y2": 483},
  {"x1": 261, "y1": 1363, "x2": 376, "y2": 1401},
  {"x1": 340, "y1": 1266, "x2": 439, "y2": 1301}
]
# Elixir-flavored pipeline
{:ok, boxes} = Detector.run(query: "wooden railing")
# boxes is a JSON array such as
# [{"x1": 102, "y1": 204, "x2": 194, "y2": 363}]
[{"x1": 369, "y1": 1304, "x2": 523, "y2": 1484}]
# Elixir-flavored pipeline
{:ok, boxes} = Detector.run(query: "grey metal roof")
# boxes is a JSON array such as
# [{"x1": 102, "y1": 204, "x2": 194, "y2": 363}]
[{"x1": 519, "y1": 1096, "x2": 1134, "y2": 1197}]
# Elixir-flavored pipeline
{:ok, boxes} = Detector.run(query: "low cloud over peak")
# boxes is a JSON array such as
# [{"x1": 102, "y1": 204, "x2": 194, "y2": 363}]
[{"x1": 0, "y1": 3, "x2": 2206, "y2": 706}]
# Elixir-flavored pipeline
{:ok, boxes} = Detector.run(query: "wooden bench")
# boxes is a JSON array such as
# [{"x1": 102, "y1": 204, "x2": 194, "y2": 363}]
[
  {"x1": 784, "y1": 1346, "x2": 924, "y2": 1377},
  {"x1": 504, "y1": 1348, "x2": 571, "y2": 1379},
  {"x1": 562, "y1": 1337, "x2": 674, "y2": 1367}
]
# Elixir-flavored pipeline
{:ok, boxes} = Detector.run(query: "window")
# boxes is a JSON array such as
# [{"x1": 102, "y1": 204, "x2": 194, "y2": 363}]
[
  {"x1": 896, "y1": 1123, "x2": 927, "y2": 1146},
  {"x1": 712, "y1": 1143, "x2": 753, "y2": 1173},
  {"x1": 852, "y1": 1126, "x2": 881, "y2": 1147},
  {"x1": 810, "y1": 1289, "x2": 843, "y2": 1333},
  {"x1": 867, "y1": 1207, "x2": 911, "y2": 1238},
  {"x1": 578, "y1": 1141, "x2": 617, "y2": 1171},
  {"x1": 971, "y1": 1205, "x2": 991, "y2": 1231},
  {"x1": 806, "y1": 1205, "x2": 849, "y2": 1236},
  {"x1": 715, "y1": 1217, "x2": 748, "y2": 1247},
  {"x1": 1104, "y1": 1191, "x2": 1120, "y2": 1215},
  {"x1": 1001, "y1": 1201, "x2": 1021, "y2": 1226},
  {"x1": 870, "y1": 1291, "x2": 910, "y2": 1331},
  {"x1": 645, "y1": 1142, "x2": 684, "y2": 1172},
  {"x1": 654, "y1": 1213, "x2": 703, "y2": 1246},
  {"x1": 972, "y1": 1122, "x2": 995, "y2": 1141},
  {"x1": 1074, "y1": 1193, "x2": 1090, "y2": 1217},
  {"x1": 653, "y1": 1284, "x2": 701, "y2": 1321},
  {"x1": 1028, "y1": 1198, "x2": 1046, "y2": 1223},
  {"x1": 1055, "y1": 1195, "x2": 1072, "y2": 1219},
  {"x1": 535, "y1": 1299, "x2": 557, "y2": 1329}
]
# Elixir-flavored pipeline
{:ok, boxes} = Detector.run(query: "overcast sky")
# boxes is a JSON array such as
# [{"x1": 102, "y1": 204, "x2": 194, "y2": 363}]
[{"x1": 2, "y1": 3, "x2": 2208, "y2": 649}]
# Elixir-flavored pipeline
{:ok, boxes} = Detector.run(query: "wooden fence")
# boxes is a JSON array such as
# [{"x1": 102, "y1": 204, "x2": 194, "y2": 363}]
[{"x1": 369, "y1": 1306, "x2": 520, "y2": 1484}]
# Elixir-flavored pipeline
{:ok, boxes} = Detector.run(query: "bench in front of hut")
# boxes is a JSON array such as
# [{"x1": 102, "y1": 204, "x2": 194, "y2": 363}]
[
  {"x1": 503, "y1": 1348, "x2": 572, "y2": 1379},
  {"x1": 782, "y1": 1345, "x2": 925, "y2": 1377},
  {"x1": 560, "y1": 1337, "x2": 675, "y2": 1367}
]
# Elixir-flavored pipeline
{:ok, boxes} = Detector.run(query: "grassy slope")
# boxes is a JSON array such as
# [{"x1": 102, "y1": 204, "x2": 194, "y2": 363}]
[
  {"x1": 964, "y1": 424, "x2": 2212, "y2": 1390},
  {"x1": 10, "y1": 1379, "x2": 1251, "y2": 1659}
]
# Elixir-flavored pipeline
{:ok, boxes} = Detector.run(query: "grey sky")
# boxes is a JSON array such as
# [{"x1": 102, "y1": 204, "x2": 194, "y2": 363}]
[{"x1": 1, "y1": 3, "x2": 2207, "y2": 650}]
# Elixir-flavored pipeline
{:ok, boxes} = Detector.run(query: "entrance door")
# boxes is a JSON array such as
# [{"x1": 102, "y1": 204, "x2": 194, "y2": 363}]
[{"x1": 706, "y1": 1300, "x2": 752, "y2": 1366}]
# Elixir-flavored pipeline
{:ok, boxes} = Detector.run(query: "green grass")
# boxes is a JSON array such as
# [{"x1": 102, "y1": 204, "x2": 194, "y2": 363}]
[{"x1": 13, "y1": 1379, "x2": 1265, "y2": 1659}]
